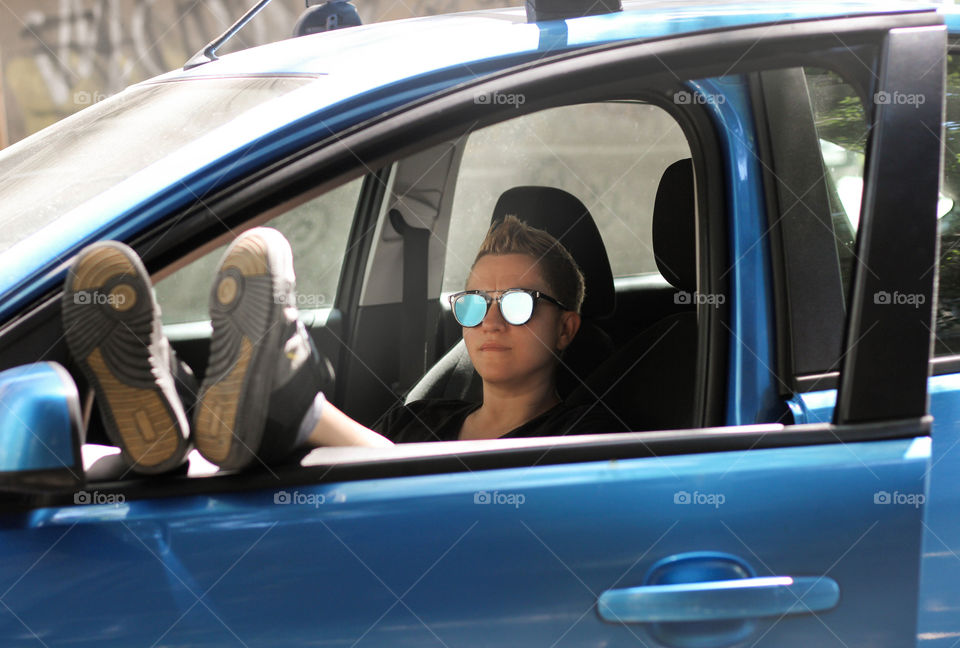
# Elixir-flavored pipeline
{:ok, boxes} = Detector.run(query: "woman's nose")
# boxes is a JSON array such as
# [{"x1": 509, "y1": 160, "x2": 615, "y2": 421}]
[{"x1": 480, "y1": 300, "x2": 506, "y2": 330}]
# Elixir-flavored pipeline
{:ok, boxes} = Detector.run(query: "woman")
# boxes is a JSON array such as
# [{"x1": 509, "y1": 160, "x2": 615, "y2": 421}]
[
  {"x1": 62, "y1": 216, "x2": 619, "y2": 474},
  {"x1": 345, "y1": 214, "x2": 617, "y2": 444}
]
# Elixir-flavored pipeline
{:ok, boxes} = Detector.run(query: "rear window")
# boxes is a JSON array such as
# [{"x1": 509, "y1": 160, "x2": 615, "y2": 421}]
[
  {"x1": 442, "y1": 100, "x2": 691, "y2": 292},
  {"x1": 0, "y1": 76, "x2": 312, "y2": 254}
]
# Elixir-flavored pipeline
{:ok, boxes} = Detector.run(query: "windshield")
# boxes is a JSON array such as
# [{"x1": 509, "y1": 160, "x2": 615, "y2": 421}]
[{"x1": 0, "y1": 76, "x2": 313, "y2": 254}]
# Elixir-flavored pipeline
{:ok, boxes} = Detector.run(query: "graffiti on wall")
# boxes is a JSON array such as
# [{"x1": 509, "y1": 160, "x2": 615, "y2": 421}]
[
  {"x1": 0, "y1": 0, "x2": 513, "y2": 145},
  {"x1": 1, "y1": 0, "x2": 300, "y2": 143}
]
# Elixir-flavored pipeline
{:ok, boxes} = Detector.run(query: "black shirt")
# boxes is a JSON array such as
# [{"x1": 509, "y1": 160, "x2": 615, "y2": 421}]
[{"x1": 373, "y1": 398, "x2": 626, "y2": 443}]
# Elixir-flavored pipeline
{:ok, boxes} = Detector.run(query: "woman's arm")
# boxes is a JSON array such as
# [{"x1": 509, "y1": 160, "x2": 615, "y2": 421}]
[{"x1": 305, "y1": 399, "x2": 395, "y2": 448}]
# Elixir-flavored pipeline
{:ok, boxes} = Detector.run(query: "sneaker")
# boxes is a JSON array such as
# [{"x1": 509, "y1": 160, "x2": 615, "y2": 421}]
[
  {"x1": 61, "y1": 241, "x2": 192, "y2": 474},
  {"x1": 193, "y1": 227, "x2": 320, "y2": 471}
]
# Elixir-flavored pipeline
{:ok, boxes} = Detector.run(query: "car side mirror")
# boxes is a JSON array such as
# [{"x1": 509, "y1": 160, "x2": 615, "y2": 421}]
[{"x1": 0, "y1": 362, "x2": 83, "y2": 493}]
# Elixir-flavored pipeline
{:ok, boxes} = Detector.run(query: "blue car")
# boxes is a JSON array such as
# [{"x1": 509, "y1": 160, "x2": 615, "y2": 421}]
[{"x1": 0, "y1": 0, "x2": 957, "y2": 645}]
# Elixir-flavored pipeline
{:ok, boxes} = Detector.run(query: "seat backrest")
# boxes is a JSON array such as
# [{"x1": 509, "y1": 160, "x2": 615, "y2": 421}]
[
  {"x1": 652, "y1": 159, "x2": 697, "y2": 294},
  {"x1": 491, "y1": 187, "x2": 616, "y2": 320},
  {"x1": 567, "y1": 158, "x2": 700, "y2": 430},
  {"x1": 406, "y1": 186, "x2": 616, "y2": 404}
]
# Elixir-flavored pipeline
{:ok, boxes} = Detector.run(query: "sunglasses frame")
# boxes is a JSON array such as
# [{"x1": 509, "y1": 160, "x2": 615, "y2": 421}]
[{"x1": 448, "y1": 288, "x2": 568, "y2": 327}]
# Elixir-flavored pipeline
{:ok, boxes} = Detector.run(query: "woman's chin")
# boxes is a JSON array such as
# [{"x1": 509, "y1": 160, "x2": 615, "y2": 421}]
[{"x1": 475, "y1": 363, "x2": 519, "y2": 386}]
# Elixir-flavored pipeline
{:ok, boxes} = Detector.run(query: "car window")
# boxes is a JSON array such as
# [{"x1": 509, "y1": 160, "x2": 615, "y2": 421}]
[
  {"x1": 441, "y1": 101, "x2": 691, "y2": 291},
  {"x1": 815, "y1": 57, "x2": 958, "y2": 359},
  {"x1": 760, "y1": 67, "x2": 867, "y2": 380},
  {"x1": 0, "y1": 77, "x2": 313, "y2": 254},
  {"x1": 806, "y1": 66, "x2": 866, "y2": 305},
  {"x1": 936, "y1": 52, "x2": 960, "y2": 357},
  {"x1": 154, "y1": 177, "x2": 363, "y2": 324}
]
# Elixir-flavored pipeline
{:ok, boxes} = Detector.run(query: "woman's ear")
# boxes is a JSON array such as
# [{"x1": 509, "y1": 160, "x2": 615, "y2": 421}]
[{"x1": 556, "y1": 311, "x2": 581, "y2": 351}]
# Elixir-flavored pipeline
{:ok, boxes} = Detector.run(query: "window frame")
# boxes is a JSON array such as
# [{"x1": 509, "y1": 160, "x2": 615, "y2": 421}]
[{"x1": 754, "y1": 65, "x2": 868, "y2": 394}]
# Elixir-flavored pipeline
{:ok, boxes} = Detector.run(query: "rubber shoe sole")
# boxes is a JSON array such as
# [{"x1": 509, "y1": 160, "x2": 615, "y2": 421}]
[
  {"x1": 193, "y1": 228, "x2": 293, "y2": 471},
  {"x1": 61, "y1": 242, "x2": 191, "y2": 474}
]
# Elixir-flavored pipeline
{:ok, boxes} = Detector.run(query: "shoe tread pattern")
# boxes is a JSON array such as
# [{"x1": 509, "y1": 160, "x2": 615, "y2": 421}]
[
  {"x1": 61, "y1": 243, "x2": 186, "y2": 472},
  {"x1": 194, "y1": 234, "x2": 277, "y2": 469}
]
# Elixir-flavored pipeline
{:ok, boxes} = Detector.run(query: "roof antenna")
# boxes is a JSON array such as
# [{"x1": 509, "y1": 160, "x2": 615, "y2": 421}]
[{"x1": 184, "y1": 0, "x2": 275, "y2": 70}]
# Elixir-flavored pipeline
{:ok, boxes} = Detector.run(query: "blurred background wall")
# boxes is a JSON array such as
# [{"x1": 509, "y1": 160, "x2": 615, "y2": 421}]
[{"x1": 0, "y1": 0, "x2": 518, "y2": 148}]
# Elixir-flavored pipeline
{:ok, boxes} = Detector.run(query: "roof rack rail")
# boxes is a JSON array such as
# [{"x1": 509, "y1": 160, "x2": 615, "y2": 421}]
[
  {"x1": 525, "y1": 0, "x2": 622, "y2": 23},
  {"x1": 183, "y1": 0, "x2": 275, "y2": 70}
]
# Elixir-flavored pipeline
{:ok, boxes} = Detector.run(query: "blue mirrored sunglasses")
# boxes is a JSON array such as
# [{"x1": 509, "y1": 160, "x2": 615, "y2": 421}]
[{"x1": 449, "y1": 288, "x2": 568, "y2": 327}]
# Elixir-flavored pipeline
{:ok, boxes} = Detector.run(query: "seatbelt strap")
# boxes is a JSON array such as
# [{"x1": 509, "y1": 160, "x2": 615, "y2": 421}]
[{"x1": 389, "y1": 209, "x2": 431, "y2": 390}]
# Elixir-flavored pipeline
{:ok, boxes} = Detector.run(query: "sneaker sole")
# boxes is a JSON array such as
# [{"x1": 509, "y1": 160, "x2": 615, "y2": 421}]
[
  {"x1": 62, "y1": 243, "x2": 190, "y2": 474},
  {"x1": 194, "y1": 232, "x2": 285, "y2": 471}
]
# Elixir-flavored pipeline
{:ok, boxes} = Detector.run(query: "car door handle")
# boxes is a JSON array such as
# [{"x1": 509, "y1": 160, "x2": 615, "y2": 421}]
[{"x1": 598, "y1": 576, "x2": 840, "y2": 623}]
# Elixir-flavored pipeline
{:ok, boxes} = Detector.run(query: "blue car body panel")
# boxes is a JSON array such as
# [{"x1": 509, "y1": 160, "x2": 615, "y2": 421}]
[
  {"x1": 912, "y1": 373, "x2": 960, "y2": 646},
  {"x1": 691, "y1": 76, "x2": 780, "y2": 427},
  {"x1": 788, "y1": 375, "x2": 960, "y2": 646},
  {"x1": 786, "y1": 389, "x2": 835, "y2": 425},
  {"x1": 0, "y1": 438, "x2": 926, "y2": 646}
]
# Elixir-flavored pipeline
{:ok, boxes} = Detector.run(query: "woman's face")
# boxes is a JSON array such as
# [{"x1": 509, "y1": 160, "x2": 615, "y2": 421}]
[{"x1": 462, "y1": 253, "x2": 580, "y2": 389}]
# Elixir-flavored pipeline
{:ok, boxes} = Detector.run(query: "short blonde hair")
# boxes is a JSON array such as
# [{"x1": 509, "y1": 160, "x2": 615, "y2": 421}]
[{"x1": 472, "y1": 215, "x2": 586, "y2": 313}]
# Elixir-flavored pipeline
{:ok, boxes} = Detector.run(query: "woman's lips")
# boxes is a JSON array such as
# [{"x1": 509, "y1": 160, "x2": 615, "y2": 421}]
[{"x1": 479, "y1": 343, "x2": 510, "y2": 351}]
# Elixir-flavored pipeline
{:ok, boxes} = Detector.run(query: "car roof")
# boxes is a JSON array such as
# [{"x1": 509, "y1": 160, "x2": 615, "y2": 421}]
[{"x1": 162, "y1": 1, "x2": 934, "y2": 80}]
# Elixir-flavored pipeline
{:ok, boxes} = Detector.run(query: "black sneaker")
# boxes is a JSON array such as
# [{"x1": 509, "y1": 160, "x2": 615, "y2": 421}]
[
  {"x1": 61, "y1": 241, "x2": 192, "y2": 474},
  {"x1": 193, "y1": 227, "x2": 319, "y2": 471}
]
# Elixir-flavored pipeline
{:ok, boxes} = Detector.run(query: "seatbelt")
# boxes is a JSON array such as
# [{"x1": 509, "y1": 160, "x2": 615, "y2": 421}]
[{"x1": 389, "y1": 209, "x2": 431, "y2": 390}]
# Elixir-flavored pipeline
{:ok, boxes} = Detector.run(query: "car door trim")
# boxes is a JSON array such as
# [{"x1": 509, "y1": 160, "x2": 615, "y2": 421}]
[
  {"x1": 834, "y1": 25, "x2": 945, "y2": 424},
  {"x1": 10, "y1": 415, "x2": 929, "y2": 510}
]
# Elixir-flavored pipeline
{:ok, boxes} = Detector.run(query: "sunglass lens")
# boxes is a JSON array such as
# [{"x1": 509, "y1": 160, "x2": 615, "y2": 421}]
[
  {"x1": 500, "y1": 291, "x2": 534, "y2": 325},
  {"x1": 454, "y1": 293, "x2": 487, "y2": 327}
]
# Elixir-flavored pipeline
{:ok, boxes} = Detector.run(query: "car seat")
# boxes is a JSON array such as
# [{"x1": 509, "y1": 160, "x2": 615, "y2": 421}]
[
  {"x1": 566, "y1": 158, "x2": 699, "y2": 431},
  {"x1": 405, "y1": 186, "x2": 617, "y2": 404}
]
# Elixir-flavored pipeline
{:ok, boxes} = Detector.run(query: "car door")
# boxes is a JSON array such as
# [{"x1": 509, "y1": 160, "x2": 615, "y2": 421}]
[{"x1": 0, "y1": 11, "x2": 944, "y2": 648}]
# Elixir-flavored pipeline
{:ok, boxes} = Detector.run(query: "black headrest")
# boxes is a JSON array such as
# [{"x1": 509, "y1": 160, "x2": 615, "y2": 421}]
[
  {"x1": 491, "y1": 186, "x2": 615, "y2": 319},
  {"x1": 653, "y1": 159, "x2": 697, "y2": 292}
]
